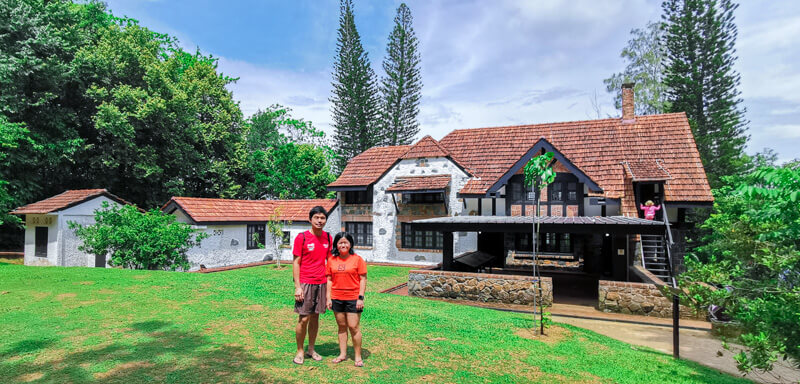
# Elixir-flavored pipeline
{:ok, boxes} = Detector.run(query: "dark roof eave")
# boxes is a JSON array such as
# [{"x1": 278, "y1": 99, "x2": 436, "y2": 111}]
[
  {"x1": 327, "y1": 185, "x2": 370, "y2": 192},
  {"x1": 484, "y1": 138, "x2": 603, "y2": 195}
]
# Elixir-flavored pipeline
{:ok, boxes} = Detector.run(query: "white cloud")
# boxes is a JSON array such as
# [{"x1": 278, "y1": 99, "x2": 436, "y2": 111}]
[
  {"x1": 218, "y1": 57, "x2": 335, "y2": 137},
  {"x1": 206, "y1": 1, "x2": 798, "y2": 161}
]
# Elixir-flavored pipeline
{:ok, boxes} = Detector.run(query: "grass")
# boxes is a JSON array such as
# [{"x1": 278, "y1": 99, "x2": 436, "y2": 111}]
[
  {"x1": 0, "y1": 255, "x2": 23, "y2": 265},
  {"x1": 0, "y1": 262, "x2": 750, "y2": 383}
]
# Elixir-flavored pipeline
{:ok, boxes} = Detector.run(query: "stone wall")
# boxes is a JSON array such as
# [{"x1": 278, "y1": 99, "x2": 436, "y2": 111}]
[
  {"x1": 598, "y1": 280, "x2": 702, "y2": 319},
  {"x1": 370, "y1": 157, "x2": 474, "y2": 264},
  {"x1": 505, "y1": 251, "x2": 582, "y2": 272},
  {"x1": 408, "y1": 269, "x2": 552, "y2": 306}
]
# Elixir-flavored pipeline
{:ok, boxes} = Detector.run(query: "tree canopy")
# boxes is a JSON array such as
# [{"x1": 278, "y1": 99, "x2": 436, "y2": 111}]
[
  {"x1": 604, "y1": 21, "x2": 670, "y2": 115},
  {"x1": 680, "y1": 163, "x2": 800, "y2": 372},
  {"x1": 330, "y1": 0, "x2": 382, "y2": 171},
  {"x1": 662, "y1": 0, "x2": 749, "y2": 188},
  {"x1": 379, "y1": 3, "x2": 422, "y2": 146}
]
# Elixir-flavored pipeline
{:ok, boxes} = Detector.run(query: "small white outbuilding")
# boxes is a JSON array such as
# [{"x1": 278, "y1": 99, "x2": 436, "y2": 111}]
[{"x1": 11, "y1": 189, "x2": 131, "y2": 267}]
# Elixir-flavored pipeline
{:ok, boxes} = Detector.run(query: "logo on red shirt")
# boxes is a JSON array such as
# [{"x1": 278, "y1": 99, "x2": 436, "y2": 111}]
[
  {"x1": 337, "y1": 264, "x2": 346, "y2": 272},
  {"x1": 307, "y1": 243, "x2": 315, "y2": 251}
]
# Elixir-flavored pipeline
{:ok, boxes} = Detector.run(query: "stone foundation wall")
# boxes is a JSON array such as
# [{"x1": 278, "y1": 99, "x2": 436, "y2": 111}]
[
  {"x1": 505, "y1": 251, "x2": 582, "y2": 272},
  {"x1": 598, "y1": 280, "x2": 702, "y2": 319},
  {"x1": 408, "y1": 270, "x2": 552, "y2": 306}
]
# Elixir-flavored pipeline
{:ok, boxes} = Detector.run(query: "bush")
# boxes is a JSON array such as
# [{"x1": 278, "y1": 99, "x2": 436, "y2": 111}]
[
  {"x1": 70, "y1": 202, "x2": 208, "y2": 270},
  {"x1": 680, "y1": 164, "x2": 800, "y2": 372}
]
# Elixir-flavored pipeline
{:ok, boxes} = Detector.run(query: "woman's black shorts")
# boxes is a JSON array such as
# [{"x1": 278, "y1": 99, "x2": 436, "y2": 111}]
[{"x1": 331, "y1": 299, "x2": 362, "y2": 313}]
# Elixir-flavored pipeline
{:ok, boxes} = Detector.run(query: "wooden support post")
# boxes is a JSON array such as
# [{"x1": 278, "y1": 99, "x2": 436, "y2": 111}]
[
  {"x1": 478, "y1": 198, "x2": 482, "y2": 216},
  {"x1": 492, "y1": 197, "x2": 496, "y2": 215},
  {"x1": 442, "y1": 231, "x2": 454, "y2": 271},
  {"x1": 673, "y1": 294, "x2": 680, "y2": 359}
]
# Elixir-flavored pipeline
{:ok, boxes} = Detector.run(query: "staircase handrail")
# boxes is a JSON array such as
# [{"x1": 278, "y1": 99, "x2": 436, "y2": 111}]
[{"x1": 661, "y1": 203, "x2": 677, "y2": 287}]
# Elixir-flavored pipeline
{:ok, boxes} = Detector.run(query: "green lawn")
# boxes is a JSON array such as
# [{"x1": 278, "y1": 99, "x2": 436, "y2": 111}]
[{"x1": 0, "y1": 263, "x2": 749, "y2": 383}]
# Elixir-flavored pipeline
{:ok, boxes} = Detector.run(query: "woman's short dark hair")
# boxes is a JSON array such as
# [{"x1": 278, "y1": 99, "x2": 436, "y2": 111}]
[
  {"x1": 332, "y1": 232, "x2": 355, "y2": 256},
  {"x1": 308, "y1": 205, "x2": 328, "y2": 220}
]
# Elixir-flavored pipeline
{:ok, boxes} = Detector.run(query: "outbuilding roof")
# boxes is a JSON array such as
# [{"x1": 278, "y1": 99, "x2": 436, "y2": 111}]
[
  {"x1": 11, "y1": 189, "x2": 133, "y2": 215},
  {"x1": 162, "y1": 197, "x2": 338, "y2": 224}
]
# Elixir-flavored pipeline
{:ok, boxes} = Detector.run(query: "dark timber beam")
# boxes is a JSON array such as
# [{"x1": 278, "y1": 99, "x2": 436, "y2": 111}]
[{"x1": 442, "y1": 231, "x2": 454, "y2": 271}]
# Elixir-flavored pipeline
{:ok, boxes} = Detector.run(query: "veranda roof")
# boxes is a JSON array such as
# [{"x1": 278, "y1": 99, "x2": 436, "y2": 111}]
[{"x1": 410, "y1": 215, "x2": 666, "y2": 235}]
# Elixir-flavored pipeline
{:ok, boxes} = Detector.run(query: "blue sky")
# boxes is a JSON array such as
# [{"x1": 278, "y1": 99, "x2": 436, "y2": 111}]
[{"x1": 105, "y1": 0, "x2": 800, "y2": 163}]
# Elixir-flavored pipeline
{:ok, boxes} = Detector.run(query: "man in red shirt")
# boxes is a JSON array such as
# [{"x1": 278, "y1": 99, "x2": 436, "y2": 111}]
[{"x1": 292, "y1": 206, "x2": 332, "y2": 365}]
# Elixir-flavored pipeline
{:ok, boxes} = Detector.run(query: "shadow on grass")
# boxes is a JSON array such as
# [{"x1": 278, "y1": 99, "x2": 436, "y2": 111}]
[
  {"x1": 313, "y1": 342, "x2": 372, "y2": 360},
  {"x1": 1, "y1": 320, "x2": 291, "y2": 383},
  {"x1": 0, "y1": 339, "x2": 56, "y2": 359}
]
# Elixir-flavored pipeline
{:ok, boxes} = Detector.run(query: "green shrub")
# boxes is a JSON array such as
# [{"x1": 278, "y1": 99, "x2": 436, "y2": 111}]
[
  {"x1": 681, "y1": 164, "x2": 800, "y2": 372},
  {"x1": 70, "y1": 202, "x2": 208, "y2": 270}
]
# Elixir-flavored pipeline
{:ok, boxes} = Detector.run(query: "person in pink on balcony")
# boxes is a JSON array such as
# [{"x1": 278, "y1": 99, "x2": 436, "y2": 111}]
[{"x1": 640, "y1": 200, "x2": 661, "y2": 220}]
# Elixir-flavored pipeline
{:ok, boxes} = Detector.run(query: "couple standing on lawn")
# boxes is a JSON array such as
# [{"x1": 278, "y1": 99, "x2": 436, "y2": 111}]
[{"x1": 292, "y1": 206, "x2": 367, "y2": 367}]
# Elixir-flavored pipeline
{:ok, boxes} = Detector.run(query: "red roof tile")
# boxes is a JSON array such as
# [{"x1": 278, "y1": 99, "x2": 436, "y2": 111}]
[
  {"x1": 329, "y1": 113, "x2": 712, "y2": 203},
  {"x1": 623, "y1": 160, "x2": 671, "y2": 181},
  {"x1": 11, "y1": 189, "x2": 133, "y2": 214},
  {"x1": 401, "y1": 135, "x2": 450, "y2": 159},
  {"x1": 328, "y1": 145, "x2": 410, "y2": 188},
  {"x1": 386, "y1": 175, "x2": 452, "y2": 192},
  {"x1": 439, "y1": 113, "x2": 711, "y2": 201},
  {"x1": 164, "y1": 197, "x2": 338, "y2": 223}
]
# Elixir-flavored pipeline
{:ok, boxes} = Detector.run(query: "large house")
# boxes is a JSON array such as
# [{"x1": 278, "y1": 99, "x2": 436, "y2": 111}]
[{"x1": 328, "y1": 85, "x2": 713, "y2": 283}]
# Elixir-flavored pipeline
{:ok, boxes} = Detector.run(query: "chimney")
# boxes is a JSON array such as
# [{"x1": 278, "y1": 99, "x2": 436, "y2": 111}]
[{"x1": 621, "y1": 83, "x2": 635, "y2": 122}]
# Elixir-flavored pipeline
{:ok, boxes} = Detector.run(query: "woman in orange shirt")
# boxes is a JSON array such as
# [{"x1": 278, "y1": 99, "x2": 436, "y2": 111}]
[{"x1": 325, "y1": 232, "x2": 367, "y2": 367}]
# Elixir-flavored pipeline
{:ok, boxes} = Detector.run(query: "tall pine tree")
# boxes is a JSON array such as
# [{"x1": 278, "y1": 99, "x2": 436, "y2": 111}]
[
  {"x1": 380, "y1": 3, "x2": 422, "y2": 146},
  {"x1": 662, "y1": 0, "x2": 748, "y2": 188},
  {"x1": 330, "y1": 0, "x2": 381, "y2": 171}
]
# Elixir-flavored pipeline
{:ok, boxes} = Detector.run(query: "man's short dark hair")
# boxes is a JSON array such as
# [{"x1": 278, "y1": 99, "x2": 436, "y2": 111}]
[
  {"x1": 332, "y1": 232, "x2": 355, "y2": 256},
  {"x1": 308, "y1": 206, "x2": 328, "y2": 220}
]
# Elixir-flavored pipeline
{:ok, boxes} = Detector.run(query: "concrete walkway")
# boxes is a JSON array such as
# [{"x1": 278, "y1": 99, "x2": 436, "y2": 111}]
[
  {"x1": 554, "y1": 312, "x2": 799, "y2": 384},
  {"x1": 388, "y1": 287, "x2": 799, "y2": 383}
]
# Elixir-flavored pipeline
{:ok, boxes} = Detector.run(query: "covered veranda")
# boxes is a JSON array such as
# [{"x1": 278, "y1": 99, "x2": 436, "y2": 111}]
[{"x1": 409, "y1": 215, "x2": 668, "y2": 305}]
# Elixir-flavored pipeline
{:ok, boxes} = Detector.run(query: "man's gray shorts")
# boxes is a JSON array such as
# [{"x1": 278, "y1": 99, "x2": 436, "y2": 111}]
[{"x1": 294, "y1": 283, "x2": 327, "y2": 315}]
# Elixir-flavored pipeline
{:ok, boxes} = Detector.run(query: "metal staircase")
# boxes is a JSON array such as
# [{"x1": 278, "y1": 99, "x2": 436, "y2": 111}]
[{"x1": 641, "y1": 234, "x2": 671, "y2": 282}]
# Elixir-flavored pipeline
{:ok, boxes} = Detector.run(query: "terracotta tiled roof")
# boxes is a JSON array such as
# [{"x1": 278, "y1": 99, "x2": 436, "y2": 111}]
[
  {"x1": 328, "y1": 145, "x2": 410, "y2": 188},
  {"x1": 439, "y1": 113, "x2": 711, "y2": 202},
  {"x1": 386, "y1": 175, "x2": 452, "y2": 192},
  {"x1": 11, "y1": 189, "x2": 133, "y2": 214},
  {"x1": 164, "y1": 197, "x2": 338, "y2": 223},
  {"x1": 401, "y1": 135, "x2": 450, "y2": 159},
  {"x1": 623, "y1": 160, "x2": 671, "y2": 181}
]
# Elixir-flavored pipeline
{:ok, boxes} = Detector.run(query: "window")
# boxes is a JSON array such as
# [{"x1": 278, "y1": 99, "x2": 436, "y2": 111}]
[
  {"x1": 345, "y1": 222, "x2": 373, "y2": 247},
  {"x1": 510, "y1": 180, "x2": 525, "y2": 202},
  {"x1": 402, "y1": 223, "x2": 443, "y2": 250},
  {"x1": 402, "y1": 192, "x2": 444, "y2": 204},
  {"x1": 514, "y1": 232, "x2": 572, "y2": 254},
  {"x1": 567, "y1": 182, "x2": 578, "y2": 202},
  {"x1": 282, "y1": 231, "x2": 290, "y2": 246},
  {"x1": 549, "y1": 182, "x2": 563, "y2": 201},
  {"x1": 34, "y1": 227, "x2": 48, "y2": 257},
  {"x1": 247, "y1": 224, "x2": 265, "y2": 249},
  {"x1": 345, "y1": 189, "x2": 372, "y2": 204}
]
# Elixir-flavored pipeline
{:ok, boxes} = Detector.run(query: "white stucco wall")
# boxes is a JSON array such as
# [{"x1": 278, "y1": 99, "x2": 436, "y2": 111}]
[
  {"x1": 23, "y1": 214, "x2": 58, "y2": 266},
  {"x1": 182, "y1": 205, "x2": 341, "y2": 271},
  {"x1": 368, "y1": 157, "x2": 473, "y2": 264}
]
